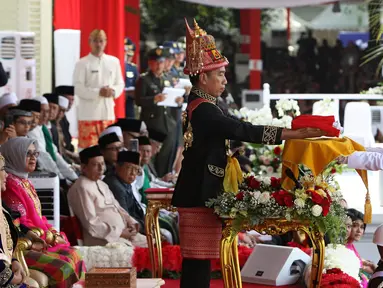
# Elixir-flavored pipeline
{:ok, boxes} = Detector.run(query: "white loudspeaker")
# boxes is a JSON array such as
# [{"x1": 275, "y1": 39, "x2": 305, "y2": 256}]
[{"x1": 241, "y1": 244, "x2": 311, "y2": 286}]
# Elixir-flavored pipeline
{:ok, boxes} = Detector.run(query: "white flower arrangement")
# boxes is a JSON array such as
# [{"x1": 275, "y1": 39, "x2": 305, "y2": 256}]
[
  {"x1": 361, "y1": 85, "x2": 383, "y2": 95},
  {"x1": 313, "y1": 98, "x2": 336, "y2": 116},
  {"x1": 236, "y1": 99, "x2": 300, "y2": 129},
  {"x1": 75, "y1": 242, "x2": 134, "y2": 270},
  {"x1": 304, "y1": 244, "x2": 361, "y2": 287},
  {"x1": 275, "y1": 99, "x2": 300, "y2": 117}
]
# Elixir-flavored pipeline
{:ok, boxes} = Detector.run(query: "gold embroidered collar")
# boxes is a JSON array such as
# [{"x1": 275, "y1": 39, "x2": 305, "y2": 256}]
[{"x1": 191, "y1": 87, "x2": 217, "y2": 104}]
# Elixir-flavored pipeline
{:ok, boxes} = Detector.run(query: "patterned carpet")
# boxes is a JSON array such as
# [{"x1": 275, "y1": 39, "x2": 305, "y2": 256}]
[{"x1": 162, "y1": 279, "x2": 302, "y2": 287}]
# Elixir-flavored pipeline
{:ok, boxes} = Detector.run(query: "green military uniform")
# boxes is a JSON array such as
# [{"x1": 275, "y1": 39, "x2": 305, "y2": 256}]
[{"x1": 135, "y1": 47, "x2": 176, "y2": 177}]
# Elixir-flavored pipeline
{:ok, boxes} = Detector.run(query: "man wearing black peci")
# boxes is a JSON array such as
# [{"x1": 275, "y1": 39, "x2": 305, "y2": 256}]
[{"x1": 171, "y1": 19, "x2": 326, "y2": 288}]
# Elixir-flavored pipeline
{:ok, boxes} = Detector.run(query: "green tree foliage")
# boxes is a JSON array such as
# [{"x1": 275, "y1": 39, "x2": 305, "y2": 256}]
[
  {"x1": 140, "y1": 0, "x2": 236, "y2": 41},
  {"x1": 140, "y1": 0, "x2": 273, "y2": 42}
]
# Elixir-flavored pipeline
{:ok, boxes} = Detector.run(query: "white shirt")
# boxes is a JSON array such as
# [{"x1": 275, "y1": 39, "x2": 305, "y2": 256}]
[
  {"x1": 28, "y1": 126, "x2": 78, "y2": 181},
  {"x1": 348, "y1": 147, "x2": 383, "y2": 171},
  {"x1": 73, "y1": 53, "x2": 125, "y2": 121}
]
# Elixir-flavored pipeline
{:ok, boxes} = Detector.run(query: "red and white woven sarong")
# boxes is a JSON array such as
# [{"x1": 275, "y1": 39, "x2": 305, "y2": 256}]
[
  {"x1": 78, "y1": 120, "x2": 115, "y2": 149},
  {"x1": 178, "y1": 207, "x2": 222, "y2": 259}
]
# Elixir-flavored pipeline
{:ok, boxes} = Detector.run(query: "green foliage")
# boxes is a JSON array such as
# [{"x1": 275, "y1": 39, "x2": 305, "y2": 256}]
[
  {"x1": 140, "y1": 0, "x2": 275, "y2": 42},
  {"x1": 360, "y1": 0, "x2": 382, "y2": 74},
  {"x1": 140, "y1": 0, "x2": 236, "y2": 41}
]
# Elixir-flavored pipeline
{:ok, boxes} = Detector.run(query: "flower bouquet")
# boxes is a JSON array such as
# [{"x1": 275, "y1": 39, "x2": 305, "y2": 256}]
[
  {"x1": 303, "y1": 244, "x2": 362, "y2": 288},
  {"x1": 234, "y1": 99, "x2": 300, "y2": 128},
  {"x1": 251, "y1": 145, "x2": 283, "y2": 176},
  {"x1": 206, "y1": 173, "x2": 347, "y2": 243}
]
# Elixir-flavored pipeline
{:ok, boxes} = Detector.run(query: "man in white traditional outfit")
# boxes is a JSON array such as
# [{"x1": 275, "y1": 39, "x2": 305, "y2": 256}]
[
  {"x1": 28, "y1": 96, "x2": 78, "y2": 182},
  {"x1": 68, "y1": 145, "x2": 147, "y2": 247},
  {"x1": 73, "y1": 29, "x2": 125, "y2": 150},
  {"x1": 339, "y1": 147, "x2": 383, "y2": 171}
]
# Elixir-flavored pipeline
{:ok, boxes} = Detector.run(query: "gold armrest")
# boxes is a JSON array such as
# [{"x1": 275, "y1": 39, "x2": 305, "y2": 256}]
[
  {"x1": 30, "y1": 228, "x2": 55, "y2": 245},
  {"x1": 30, "y1": 227, "x2": 44, "y2": 237},
  {"x1": 14, "y1": 237, "x2": 32, "y2": 277},
  {"x1": 45, "y1": 230, "x2": 55, "y2": 245}
]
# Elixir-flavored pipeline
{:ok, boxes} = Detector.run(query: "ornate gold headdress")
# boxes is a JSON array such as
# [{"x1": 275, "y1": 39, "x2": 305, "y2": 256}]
[{"x1": 184, "y1": 18, "x2": 229, "y2": 76}]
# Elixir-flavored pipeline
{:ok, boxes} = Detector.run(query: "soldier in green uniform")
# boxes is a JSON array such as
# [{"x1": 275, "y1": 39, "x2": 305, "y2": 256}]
[
  {"x1": 135, "y1": 47, "x2": 183, "y2": 177},
  {"x1": 171, "y1": 19, "x2": 325, "y2": 288}
]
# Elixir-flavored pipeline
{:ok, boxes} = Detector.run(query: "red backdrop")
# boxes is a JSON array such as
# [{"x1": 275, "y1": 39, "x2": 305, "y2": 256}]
[
  {"x1": 125, "y1": 0, "x2": 141, "y2": 67},
  {"x1": 79, "y1": 0, "x2": 126, "y2": 119},
  {"x1": 53, "y1": 0, "x2": 81, "y2": 30}
]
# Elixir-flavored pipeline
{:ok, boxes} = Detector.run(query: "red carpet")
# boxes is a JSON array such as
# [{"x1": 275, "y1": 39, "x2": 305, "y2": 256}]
[{"x1": 162, "y1": 279, "x2": 302, "y2": 288}]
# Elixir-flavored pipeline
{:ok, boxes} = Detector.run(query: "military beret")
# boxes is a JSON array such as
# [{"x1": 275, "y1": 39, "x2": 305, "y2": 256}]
[
  {"x1": 163, "y1": 41, "x2": 181, "y2": 54},
  {"x1": 147, "y1": 47, "x2": 165, "y2": 62}
]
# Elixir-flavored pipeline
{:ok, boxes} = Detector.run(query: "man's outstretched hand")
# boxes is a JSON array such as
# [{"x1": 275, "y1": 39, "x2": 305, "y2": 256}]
[{"x1": 281, "y1": 128, "x2": 326, "y2": 140}]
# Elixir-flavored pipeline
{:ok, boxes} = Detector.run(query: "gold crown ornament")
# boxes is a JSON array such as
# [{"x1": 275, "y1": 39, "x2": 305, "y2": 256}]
[{"x1": 184, "y1": 18, "x2": 229, "y2": 76}]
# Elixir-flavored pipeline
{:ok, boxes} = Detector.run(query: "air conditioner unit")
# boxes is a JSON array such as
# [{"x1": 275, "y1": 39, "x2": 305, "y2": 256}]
[
  {"x1": 0, "y1": 31, "x2": 17, "y2": 96},
  {"x1": 371, "y1": 106, "x2": 383, "y2": 137},
  {"x1": 29, "y1": 171, "x2": 60, "y2": 231},
  {"x1": 17, "y1": 32, "x2": 36, "y2": 99},
  {"x1": 0, "y1": 0, "x2": 52, "y2": 96}
]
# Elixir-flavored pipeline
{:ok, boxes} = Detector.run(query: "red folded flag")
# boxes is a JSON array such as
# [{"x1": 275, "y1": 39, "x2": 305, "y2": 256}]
[{"x1": 292, "y1": 115, "x2": 340, "y2": 137}]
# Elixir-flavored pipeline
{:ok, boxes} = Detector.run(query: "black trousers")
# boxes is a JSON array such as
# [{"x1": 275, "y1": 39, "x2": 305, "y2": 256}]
[{"x1": 180, "y1": 258, "x2": 211, "y2": 288}]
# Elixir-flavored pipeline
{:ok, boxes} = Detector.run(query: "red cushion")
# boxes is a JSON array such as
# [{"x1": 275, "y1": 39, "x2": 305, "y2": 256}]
[{"x1": 292, "y1": 115, "x2": 340, "y2": 137}]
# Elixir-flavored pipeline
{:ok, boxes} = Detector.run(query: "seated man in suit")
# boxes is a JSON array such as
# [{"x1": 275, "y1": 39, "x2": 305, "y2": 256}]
[{"x1": 103, "y1": 151, "x2": 145, "y2": 233}]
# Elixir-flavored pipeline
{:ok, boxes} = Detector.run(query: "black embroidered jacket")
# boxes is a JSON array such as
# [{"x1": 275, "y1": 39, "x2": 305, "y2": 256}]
[{"x1": 171, "y1": 87, "x2": 283, "y2": 208}]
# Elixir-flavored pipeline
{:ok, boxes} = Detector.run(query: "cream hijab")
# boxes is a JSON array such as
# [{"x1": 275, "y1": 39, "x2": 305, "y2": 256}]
[
  {"x1": 0, "y1": 153, "x2": 12, "y2": 264},
  {"x1": 0, "y1": 137, "x2": 36, "y2": 179}
]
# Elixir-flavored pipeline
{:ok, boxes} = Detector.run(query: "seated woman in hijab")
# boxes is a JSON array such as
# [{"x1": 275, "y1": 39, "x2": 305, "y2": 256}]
[
  {"x1": 0, "y1": 137, "x2": 86, "y2": 288},
  {"x1": 0, "y1": 152, "x2": 34, "y2": 288}
]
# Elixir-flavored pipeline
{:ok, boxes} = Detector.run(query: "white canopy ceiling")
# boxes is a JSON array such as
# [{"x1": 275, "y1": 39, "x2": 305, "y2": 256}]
[
  {"x1": 269, "y1": 8, "x2": 309, "y2": 31},
  {"x1": 181, "y1": 0, "x2": 349, "y2": 9},
  {"x1": 309, "y1": 4, "x2": 369, "y2": 30}
]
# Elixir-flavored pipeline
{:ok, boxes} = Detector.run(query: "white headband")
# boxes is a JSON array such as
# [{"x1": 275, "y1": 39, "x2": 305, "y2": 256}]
[
  {"x1": 0, "y1": 93, "x2": 18, "y2": 109},
  {"x1": 100, "y1": 126, "x2": 123, "y2": 138},
  {"x1": 58, "y1": 96, "x2": 69, "y2": 109}
]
